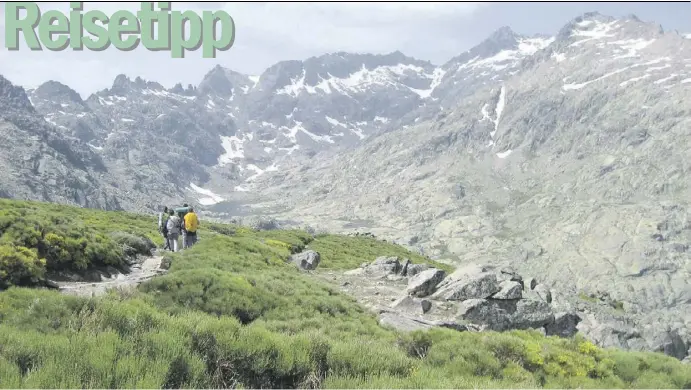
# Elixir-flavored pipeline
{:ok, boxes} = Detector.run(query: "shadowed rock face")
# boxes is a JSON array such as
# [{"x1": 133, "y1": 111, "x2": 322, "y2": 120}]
[
  {"x1": 0, "y1": 76, "x2": 121, "y2": 210},
  {"x1": 3, "y1": 12, "x2": 690, "y2": 359}
]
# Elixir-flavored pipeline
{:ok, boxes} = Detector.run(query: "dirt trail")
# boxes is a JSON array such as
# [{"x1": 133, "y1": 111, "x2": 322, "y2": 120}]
[
  {"x1": 314, "y1": 269, "x2": 457, "y2": 322},
  {"x1": 57, "y1": 254, "x2": 166, "y2": 298}
]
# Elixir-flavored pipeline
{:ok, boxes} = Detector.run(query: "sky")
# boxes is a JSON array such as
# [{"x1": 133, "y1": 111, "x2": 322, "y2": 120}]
[{"x1": 0, "y1": 1, "x2": 689, "y2": 97}]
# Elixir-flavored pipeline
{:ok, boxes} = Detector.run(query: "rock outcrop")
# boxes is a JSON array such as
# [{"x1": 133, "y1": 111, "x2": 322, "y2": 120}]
[
  {"x1": 328, "y1": 253, "x2": 690, "y2": 361},
  {"x1": 289, "y1": 250, "x2": 321, "y2": 270},
  {"x1": 344, "y1": 258, "x2": 581, "y2": 339}
]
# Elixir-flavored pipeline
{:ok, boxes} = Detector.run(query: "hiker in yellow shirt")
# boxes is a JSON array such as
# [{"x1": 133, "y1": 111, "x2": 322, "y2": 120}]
[{"x1": 183, "y1": 206, "x2": 199, "y2": 248}]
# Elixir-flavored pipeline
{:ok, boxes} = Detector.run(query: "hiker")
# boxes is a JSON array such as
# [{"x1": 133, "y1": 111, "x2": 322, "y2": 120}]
[
  {"x1": 159, "y1": 206, "x2": 171, "y2": 251},
  {"x1": 183, "y1": 206, "x2": 199, "y2": 248},
  {"x1": 166, "y1": 209, "x2": 182, "y2": 252},
  {"x1": 179, "y1": 203, "x2": 190, "y2": 249},
  {"x1": 158, "y1": 206, "x2": 168, "y2": 231}
]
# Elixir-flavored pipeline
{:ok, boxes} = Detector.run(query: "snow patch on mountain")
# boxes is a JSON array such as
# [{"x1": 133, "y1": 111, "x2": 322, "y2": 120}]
[
  {"x1": 276, "y1": 63, "x2": 436, "y2": 98},
  {"x1": 467, "y1": 37, "x2": 553, "y2": 72},
  {"x1": 189, "y1": 183, "x2": 225, "y2": 205},
  {"x1": 218, "y1": 134, "x2": 249, "y2": 165},
  {"x1": 607, "y1": 38, "x2": 656, "y2": 59},
  {"x1": 479, "y1": 86, "x2": 506, "y2": 142},
  {"x1": 653, "y1": 74, "x2": 680, "y2": 85},
  {"x1": 493, "y1": 86, "x2": 506, "y2": 137},
  {"x1": 246, "y1": 163, "x2": 279, "y2": 182},
  {"x1": 518, "y1": 37, "x2": 556, "y2": 55},
  {"x1": 552, "y1": 52, "x2": 567, "y2": 62},
  {"x1": 570, "y1": 20, "x2": 619, "y2": 47},
  {"x1": 408, "y1": 67, "x2": 447, "y2": 98},
  {"x1": 620, "y1": 73, "x2": 651, "y2": 87},
  {"x1": 562, "y1": 58, "x2": 676, "y2": 92},
  {"x1": 326, "y1": 116, "x2": 348, "y2": 128}
]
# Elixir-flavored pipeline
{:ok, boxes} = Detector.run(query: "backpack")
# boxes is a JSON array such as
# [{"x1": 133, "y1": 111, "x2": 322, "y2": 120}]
[
  {"x1": 161, "y1": 214, "x2": 169, "y2": 233},
  {"x1": 175, "y1": 207, "x2": 190, "y2": 219},
  {"x1": 166, "y1": 215, "x2": 182, "y2": 234},
  {"x1": 184, "y1": 212, "x2": 198, "y2": 233}
]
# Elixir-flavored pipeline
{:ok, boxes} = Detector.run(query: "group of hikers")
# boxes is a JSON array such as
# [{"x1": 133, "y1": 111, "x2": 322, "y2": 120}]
[{"x1": 157, "y1": 204, "x2": 200, "y2": 252}]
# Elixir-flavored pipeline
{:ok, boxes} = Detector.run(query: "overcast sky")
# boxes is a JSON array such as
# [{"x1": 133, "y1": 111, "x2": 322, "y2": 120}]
[{"x1": 1, "y1": 1, "x2": 689, "y2": 97}]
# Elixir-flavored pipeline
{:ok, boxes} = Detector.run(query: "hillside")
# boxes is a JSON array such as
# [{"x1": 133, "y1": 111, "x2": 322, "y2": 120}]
[
  {"x1": 0, "y1": 199, "x2": 690, "y2": 388},
  {"x1": 248, "y1": 12, "x2": 691, "y2": 360}
]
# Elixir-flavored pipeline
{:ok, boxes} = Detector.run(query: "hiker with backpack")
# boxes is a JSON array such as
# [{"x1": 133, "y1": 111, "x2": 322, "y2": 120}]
[
  {"x1": 176, "y1": 204, "x2": 190, "y2": 249},
  {"x1": 183, "y1": 206, "x2": 199, "y2": 248},
  {"x1": 166, "y1": 209, "x2": 182, "y2": 252},
  {"x1": 158, "y1": 206, "x2": 171, "y2": 251}
]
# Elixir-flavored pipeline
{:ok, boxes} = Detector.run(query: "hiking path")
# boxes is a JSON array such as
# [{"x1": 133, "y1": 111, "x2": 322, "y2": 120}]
[{"x1": 56, "y1": 252, "x2": 167, "y2": 298}]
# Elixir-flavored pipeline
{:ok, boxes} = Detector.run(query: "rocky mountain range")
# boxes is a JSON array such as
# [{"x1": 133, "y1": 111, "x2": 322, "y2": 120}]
[{"x1": 1, "y1": 11, "x2": 690, "y2": 359}]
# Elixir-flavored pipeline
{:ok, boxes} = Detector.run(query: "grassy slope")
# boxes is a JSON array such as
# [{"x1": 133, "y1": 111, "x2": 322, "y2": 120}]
[
  {"x1": 0, "y1": 199, "x2": 689, "y2": 388},
  {"x1": 0, "y1": 199, "x2": 160, "y2": 286}
]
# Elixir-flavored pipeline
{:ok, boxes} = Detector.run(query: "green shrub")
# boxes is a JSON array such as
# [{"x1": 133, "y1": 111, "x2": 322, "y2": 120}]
[
  {"x1": 0, "y1": 245, "x2": 45, "y2": 288},
  {"x1": 109, "y1": 231, "x2": 156, "y2": 256},
  {"x1": 0, "y1": 199, "x2": 161, "y2": 287},
  {"x1": 264, "y1": 239, "x2": 294, "y2": 253},
  {"x1": 204, "y1": 223, "x2": 236, "y2": 237},
  {"x1": 140, "y1": 268, "x2": 278, "y2": 324}
]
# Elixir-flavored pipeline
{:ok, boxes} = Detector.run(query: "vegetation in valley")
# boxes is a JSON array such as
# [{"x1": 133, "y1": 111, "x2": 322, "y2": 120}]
[{"x1": 0, "y1": 199, "x2": 689, "y2": 388}]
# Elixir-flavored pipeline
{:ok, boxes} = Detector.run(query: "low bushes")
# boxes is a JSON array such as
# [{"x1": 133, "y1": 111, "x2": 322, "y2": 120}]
[
  {"x1": 1, "y1": 281, "x2": 689, "y2": 389},
  {"x1": 0, "y1": 200, "x2": 160, "y2": 288},
  {"x1": 0, "y1": 199, "x2": 690, "y2": 388},
  {"x1": 0, "y1": 245, "x2": 45, "y2": 289}
]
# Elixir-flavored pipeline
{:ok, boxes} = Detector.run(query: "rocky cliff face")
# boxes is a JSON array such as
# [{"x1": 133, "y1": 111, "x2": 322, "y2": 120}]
[
  {"x1": 2, "y1": 12, "x2": 690, "y2": 359},
  {"x1": 0, "y1": 76, "x2": 123, "y2": 209}
]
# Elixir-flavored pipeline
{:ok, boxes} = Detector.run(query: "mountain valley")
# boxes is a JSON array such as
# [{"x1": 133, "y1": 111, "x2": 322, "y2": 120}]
[{"x1": 1, "y1": 11, "x2": 690, "y2": 361}]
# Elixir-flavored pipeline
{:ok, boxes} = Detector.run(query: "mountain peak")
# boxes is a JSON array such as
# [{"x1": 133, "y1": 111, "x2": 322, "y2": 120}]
[
  {"x1": 556, "y1": 11, "x2": 664, "y2": 42},
  {"x1": 34, "y1": 80, "x2": 84, "y2": 104},
  {"x1": 170, "y1": 82, "x2": 197, "y2": 96},
  {"x1": 488, "y1": 26, "x2": 518, "y2": 43},
  {"x1": 446, "y1": 26, "x2": 525, "y2": 66},
  {"x1": 112, "y1": 74, "x2": 130, "y2": 90},
  {"x1": 198, "y1": 65, "x2": 250, "y2": 97},
  {"x1": 0, "y1": 75, "x2": 35, "y2": 114},
  {"x1": 109, "y1": 74, "x2": 164, "y2": 95}
]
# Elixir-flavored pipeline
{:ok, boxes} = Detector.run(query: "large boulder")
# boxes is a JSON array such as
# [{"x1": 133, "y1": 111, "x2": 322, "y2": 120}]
[
  {"x1": 391, "y1": 295, "x2": 432, "y2": 315},
  {"x1": 577, "y1": 312, "x2": 641, "y2": 351},
  {"x1": 545, "y1": 312, "x2": 582, "y2": 338},
  {"x1": 406, "y1": 263, "x2": 430, "y2": 278},
  {"x1": 363, "y1": 256, "x2": 402, "y2": 278},
  {"x1": 642, "y1": 327, "x2": 688, "y2": 361},
  {"x1": 457, "y1": 298, "x2": 555, "y2": 332},
  {"x1": 432, "y1": 272, "x2": 501, "y2": 301},
  {"x1": 289, "y1": 250, "x2": 321, "y2": 270},
  {"x1": 492, "y1": 280, "x2": 523, "y2": 300},
  {"x1": 407, "y1": 268, "x2": 446, "y2": 297}
]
